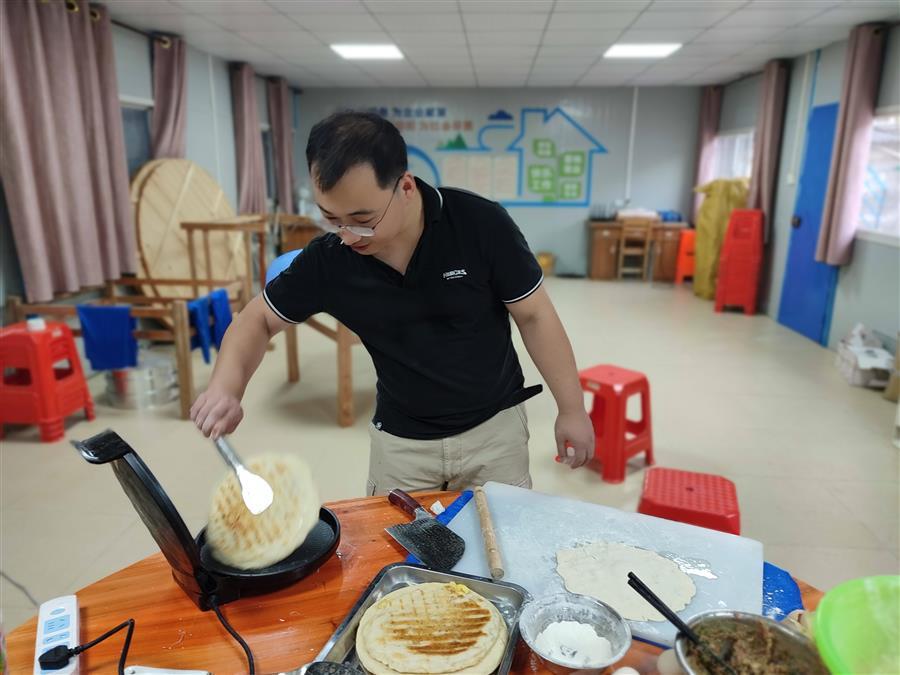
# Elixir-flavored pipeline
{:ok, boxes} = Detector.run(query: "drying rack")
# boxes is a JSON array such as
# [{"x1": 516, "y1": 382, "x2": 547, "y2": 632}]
[{"x1": 7, "y1": 276, "x2": 248, "y2": 420}]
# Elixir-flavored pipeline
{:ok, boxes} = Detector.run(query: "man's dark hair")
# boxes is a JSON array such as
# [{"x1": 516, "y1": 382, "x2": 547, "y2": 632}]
[{"x1": 306, "y1": 111, "x2": 408, "y2": 192}]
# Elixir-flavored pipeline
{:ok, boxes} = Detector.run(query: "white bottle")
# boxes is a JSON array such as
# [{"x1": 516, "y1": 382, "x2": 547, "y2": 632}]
[{"x1": 26, "y1": 315, "x2": 47, "y2": 332}]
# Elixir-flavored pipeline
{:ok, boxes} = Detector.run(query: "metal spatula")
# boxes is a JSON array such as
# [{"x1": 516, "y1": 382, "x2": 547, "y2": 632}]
[
  {"x1": 385, "y1": 489, "x2": 465, "y2": 571},
  {"x1": 213, "y1": 436, "x2": 274, "y2": 516}
]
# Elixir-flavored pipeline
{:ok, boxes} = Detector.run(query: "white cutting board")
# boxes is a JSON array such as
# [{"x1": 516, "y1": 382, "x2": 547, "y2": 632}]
[{"x1": 448, "y1": 482, "x2": 763, "y2": 647}]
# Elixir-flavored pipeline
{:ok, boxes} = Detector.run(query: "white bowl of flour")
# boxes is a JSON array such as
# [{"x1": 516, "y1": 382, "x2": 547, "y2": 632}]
[{"x1": 519, "y1": 592, "x2": 632, "y2": 673}]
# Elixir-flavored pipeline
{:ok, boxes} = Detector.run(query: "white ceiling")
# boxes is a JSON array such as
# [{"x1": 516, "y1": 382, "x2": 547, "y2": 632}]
[{"x1": 105, "y1": 0, "x2": 900, "y2": 88}]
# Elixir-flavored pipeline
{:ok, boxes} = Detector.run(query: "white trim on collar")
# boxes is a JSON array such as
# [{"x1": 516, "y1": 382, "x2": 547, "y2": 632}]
[{"x1": 419, "y1": 178, "x2": 443, "y2": 212}]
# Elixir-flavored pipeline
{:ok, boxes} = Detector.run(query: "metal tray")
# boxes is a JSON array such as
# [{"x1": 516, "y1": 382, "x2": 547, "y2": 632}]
[{"x1": 296, "y1": 563, "x2": 531, "y2": 675}]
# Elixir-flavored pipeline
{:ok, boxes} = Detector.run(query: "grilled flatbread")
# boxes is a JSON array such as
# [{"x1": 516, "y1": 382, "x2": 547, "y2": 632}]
[
  {"x1": 355, "y1": 582, "x2": 507, "y2": 675},
  {"x1": 206, "y1": 453, "x2": 320, "y2": 570}
]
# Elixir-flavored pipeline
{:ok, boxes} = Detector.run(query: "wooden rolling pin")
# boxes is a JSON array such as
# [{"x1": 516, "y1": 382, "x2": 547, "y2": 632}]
[{"x1": 474, "y1": 486, "x2": 504, "y2": 580}]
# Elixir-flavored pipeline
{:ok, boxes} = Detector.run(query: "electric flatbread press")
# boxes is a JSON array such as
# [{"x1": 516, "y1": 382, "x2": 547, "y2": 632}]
[{"x1": 73, "y1": 429, "x2": 340, "y2": 610}]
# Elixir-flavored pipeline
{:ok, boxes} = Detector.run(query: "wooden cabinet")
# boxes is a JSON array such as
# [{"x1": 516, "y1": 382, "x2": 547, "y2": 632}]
[
  {"x1": 587, "y1": 220, "x2": 687, "y2": 281},
  {"x1": 588, "y1": 222, "x2": 620, "y2": 279},
  {"x1": 651, "y1": 227, "x2": 682, "y2": 282}
]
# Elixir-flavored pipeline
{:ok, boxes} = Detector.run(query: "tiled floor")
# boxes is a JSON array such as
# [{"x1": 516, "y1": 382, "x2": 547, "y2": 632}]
[{"x1": 2, "y1": 279, "x2": 898, "y2": 630}]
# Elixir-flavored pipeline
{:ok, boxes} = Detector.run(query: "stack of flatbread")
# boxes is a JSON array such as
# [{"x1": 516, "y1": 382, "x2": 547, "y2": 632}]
[
  {"x1": 206, "y1": 453, "x2": 320, "y2": 570},
  {"x1": 356, "y1": 582, "x2": 507, "y2": 675}
]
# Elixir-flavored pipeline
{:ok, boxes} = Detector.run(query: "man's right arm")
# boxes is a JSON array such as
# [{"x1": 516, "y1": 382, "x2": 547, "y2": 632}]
[{"x1": 190, "y1": 294, "x2": 291, "y2": 438}]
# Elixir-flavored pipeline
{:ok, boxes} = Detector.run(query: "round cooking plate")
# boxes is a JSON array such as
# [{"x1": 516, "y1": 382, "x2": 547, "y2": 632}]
[{"x1": 197, "y1": 507, "x2": 340, "y2": 580}]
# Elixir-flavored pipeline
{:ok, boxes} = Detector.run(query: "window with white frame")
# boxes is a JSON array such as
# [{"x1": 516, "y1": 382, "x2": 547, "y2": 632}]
[
  {"x1": 712, "y1": 129, "x2": 755, "y2": 180},
  {"x1": 858, "y1": 113, "x2": 900, "y2": 240},
  {"x1": 120, "y1": 96, "x2": 154, "y2": 178}
]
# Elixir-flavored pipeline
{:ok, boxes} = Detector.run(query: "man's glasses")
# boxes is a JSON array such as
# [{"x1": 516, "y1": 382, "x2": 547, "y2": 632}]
[{"x1": 317, "y1": 176, "x2": 402, "y2": 238}]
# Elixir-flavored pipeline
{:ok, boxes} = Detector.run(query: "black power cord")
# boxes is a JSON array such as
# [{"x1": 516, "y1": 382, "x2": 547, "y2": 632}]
[
  {"x1": 37, "y1": 602, "x2": 253, "y2": 674},
  {"x1": 210, "y1": 598, "x2": 255, "y2": 674},
  {"x1": 38, "y1": 618, "x2": 135, "y2": 674}
]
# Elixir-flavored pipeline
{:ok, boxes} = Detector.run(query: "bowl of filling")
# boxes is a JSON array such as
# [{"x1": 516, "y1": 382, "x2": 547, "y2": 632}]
[
  {"x1": 674, "y1": 610, "x2": 828, "y2": 675},
  {"x1": 518, "y1": 592, "x2": 632, "y2": 674}
]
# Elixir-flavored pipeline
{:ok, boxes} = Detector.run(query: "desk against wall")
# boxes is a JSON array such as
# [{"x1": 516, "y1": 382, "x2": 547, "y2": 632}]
[{"x1": 587, "y1": 220, "x2": 687, "y2": 281}]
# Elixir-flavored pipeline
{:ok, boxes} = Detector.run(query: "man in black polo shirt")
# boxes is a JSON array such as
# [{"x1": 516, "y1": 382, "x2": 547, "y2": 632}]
[{"x1": 192, "y1": 111, "x2": 594, "y2": 494}]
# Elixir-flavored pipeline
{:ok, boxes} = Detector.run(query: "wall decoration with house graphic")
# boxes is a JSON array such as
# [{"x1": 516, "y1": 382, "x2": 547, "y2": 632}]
[
  {"x1": 433, "y1": 106, "x2": 607, "y2": 207},
  {"x1": 362, "y1": 104, "x2": 607, "y2": 207}
]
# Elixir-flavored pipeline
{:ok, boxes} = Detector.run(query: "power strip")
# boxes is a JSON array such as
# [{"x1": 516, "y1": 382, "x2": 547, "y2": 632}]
[{"x1": 33, "y1": 595, "x2": 79, "y2": 674}]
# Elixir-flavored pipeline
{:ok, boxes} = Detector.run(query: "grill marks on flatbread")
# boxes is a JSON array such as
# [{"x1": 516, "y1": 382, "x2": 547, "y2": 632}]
[
  {"x1": 356, "y1": 582, "x2": 507, "y2": 675},
  {"x1": 206, "y1": 453, "x2": 320, "y2": 570},
  {"x1": 387, "y1": 596, "x2": 492, "y2": 656}
]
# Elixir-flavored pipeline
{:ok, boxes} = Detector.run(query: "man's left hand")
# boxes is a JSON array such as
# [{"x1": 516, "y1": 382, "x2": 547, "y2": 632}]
[{"x1": 554, "y1": 410, "x2": 595, "y2": 469}]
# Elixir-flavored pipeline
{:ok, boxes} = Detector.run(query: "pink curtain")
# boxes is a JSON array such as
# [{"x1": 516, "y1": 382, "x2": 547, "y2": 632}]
[
  {"x1": 816, "y1": 23, "x2": 888, "y2": 265},
  {"x1": 692, "y1": 85, "x2": 723, "y2": 222},
  {"x1": 151, "y1": 36, "x2": 187, "y2": 159},
  {"x1": 747, "y1": 60, "x2": 789, "y2": 241},
  {"x1": 93, "y1": 5, "x2": 133, "y2": 270},
  {"x1": 266, "y1": 77, "x2": 295, "y2": 214},
  {"x1": 0, "y1": 0, "x2": 135, "y2": 303},
  {"x1": 231, "y1": 63, "x2": 267, "y2": 214}
]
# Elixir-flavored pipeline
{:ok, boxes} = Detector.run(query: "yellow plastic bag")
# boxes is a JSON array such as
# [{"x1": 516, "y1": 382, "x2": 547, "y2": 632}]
[{"x1": 693, "y1": 178, "x2": 749, "y2": 300}]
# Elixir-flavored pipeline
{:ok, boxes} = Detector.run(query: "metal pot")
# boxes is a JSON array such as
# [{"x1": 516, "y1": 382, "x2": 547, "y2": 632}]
[{"x1": 674, "y1": 610, "x2": 827, "y2": 675}]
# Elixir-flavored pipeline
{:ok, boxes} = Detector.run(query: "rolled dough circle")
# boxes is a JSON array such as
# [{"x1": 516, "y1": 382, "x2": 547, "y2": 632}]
[{"x1": 556, "y1": 541, "x2": 696, "y2": 622}]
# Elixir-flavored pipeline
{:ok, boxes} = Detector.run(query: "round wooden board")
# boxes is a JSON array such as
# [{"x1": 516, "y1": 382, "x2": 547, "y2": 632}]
[{"x1": 132, "y1": 159, "x2": 244, "y2": 301}]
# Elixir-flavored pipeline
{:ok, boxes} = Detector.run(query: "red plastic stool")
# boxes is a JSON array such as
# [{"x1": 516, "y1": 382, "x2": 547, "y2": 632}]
[
  {"x1": 577, "y1": 364, "x2": 653, "y2": 483},
  {"x1": 638, "y1": 467, "x2": 740, "y2": 535},
  {"x1": 0, "y1": 321, "x2": 95, "y2": 442},
  {"x1": 674, "y1": 230, "x2": 696, "y2": 285}
]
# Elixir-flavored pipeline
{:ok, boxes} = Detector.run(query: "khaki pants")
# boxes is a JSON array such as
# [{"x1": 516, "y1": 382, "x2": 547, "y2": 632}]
[{"x1": 366, "y1": 404, "x2": 532, "y2": 496}]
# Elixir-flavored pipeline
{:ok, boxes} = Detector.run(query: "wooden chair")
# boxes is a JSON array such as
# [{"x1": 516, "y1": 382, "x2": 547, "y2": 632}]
[
  {"x1": 7, "y1": 277, "x2": 248, "y2": 421},
  {"x1": 277, "y1": 214, "x2": 320, "y2": 253},
  {"x1": 283, "y1": 316, "x2": 360, "y2": 428},
  {"x1": 271, "y1": 227, "x2": 363, "y2": 429},
  {"x1": 617, "y1": 220, "x2": 654, "y2": 280}
]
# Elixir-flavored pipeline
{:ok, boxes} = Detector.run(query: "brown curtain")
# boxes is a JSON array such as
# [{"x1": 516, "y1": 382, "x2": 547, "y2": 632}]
[
  {"x1": 692, "y1": 85, "x2": 723, "y2": 223},
  {"x1": 266, "y1": 78, "x2": 295, "y2": 214},
  {"x1": 747, "y1": 60, "x2": 789, "y2": 241},
  {"x1": 151, "y1": 36, "x2": 188, "y2": 159},
  {"x1": 0, "y1": 0, "x2": 135, "y2": 303},
  {"x1": 231, "y1": 63, "x2": 267, "y2": 214},
  {"x1": 817, "y1": 23, "x2": 888, "y2": 265}
]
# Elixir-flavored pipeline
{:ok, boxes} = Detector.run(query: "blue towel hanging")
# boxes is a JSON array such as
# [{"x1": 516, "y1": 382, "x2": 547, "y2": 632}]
[
  {"x1": 209, "y1": 289, "x2": 232, "y2": 350},
  {"x1": 76, "y1": 305, "x2": 138, "y2": 371},
  {"x1": 187, "y1": 296, "x2": 212, "y2": 364}
]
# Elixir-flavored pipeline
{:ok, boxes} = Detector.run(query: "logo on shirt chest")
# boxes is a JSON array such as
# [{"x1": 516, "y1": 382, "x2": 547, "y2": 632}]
[{"x1": 442, "y1": 268, "x2": 468, "y2": 280}]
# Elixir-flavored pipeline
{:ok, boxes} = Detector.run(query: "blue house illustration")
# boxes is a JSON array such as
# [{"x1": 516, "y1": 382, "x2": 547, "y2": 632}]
[{"x1": 505, "y1": 107, "x2": 607, "y2": 206}]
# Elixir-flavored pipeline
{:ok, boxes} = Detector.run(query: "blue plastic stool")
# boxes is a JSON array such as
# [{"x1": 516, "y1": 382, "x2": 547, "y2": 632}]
[{"x1": 266, "y1": 249, "x2": 302, "y2": 285}]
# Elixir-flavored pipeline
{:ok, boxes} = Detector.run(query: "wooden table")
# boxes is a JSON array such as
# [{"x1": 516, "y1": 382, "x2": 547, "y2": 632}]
[
  {"x1": 7, "y1": 493, "x2": 823, "y2": 674},
  {"x1": 182, "y1": 215, "x2": 269, "y2": 301}
]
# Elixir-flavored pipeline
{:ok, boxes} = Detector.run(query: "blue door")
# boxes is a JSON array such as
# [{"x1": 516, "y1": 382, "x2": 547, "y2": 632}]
[{"x1": 777, "y1": 103, "x2": 840, "y2": 345}]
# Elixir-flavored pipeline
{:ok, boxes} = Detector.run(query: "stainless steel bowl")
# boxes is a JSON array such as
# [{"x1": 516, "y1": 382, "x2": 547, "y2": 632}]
[
  {"x1": 518, "y1": 593, "x2": 632, "y2": 674},
  {"x1": 675, "y1": 610, "x2": 828, "y2": 675}
]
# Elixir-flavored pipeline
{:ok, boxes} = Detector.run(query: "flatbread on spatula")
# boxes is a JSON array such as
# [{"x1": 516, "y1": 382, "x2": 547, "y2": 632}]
[
  {"x1": 206, "y1": 453, "x2": 320, "y2": 570},
  {"x1": 355, "y1": 582, "x2": 507, "y2": 675}
]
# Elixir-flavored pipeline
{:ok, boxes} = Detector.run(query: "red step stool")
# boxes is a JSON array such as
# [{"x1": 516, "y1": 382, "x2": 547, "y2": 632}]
[
  {"x1": 715, "y1": 209, "x2": 763, "y2": 315},
  {"x1": 0, "y1": 321, "x2": 95, "y2": 442},
  {"x1": 638, "y1": 467, "x2": 741, "y2": 535},
  {"x1": 577, "y1": 364, "x2": 654, "y2": 483}
]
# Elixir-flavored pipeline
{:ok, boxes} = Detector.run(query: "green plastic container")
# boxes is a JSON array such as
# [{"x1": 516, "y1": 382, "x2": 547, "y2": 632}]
[{"x1": 815, "y1": 575, "x2": 900, "y2": 674}]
